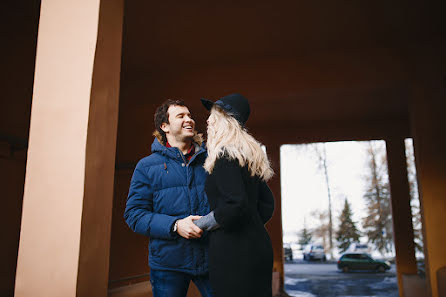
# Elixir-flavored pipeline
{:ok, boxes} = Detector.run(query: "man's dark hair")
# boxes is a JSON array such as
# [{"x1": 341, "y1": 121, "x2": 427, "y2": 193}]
[{"x1": 154, "y1": 99, "x2": 187, "y2": 144}]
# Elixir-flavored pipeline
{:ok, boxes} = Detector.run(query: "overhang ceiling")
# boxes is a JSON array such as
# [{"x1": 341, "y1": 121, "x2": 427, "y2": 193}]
[
  {"x1": 117, "y1": 1, "x2": 445, "y2": 145},
  {"x1": 122, "y1": 1, "x2": 444, "y2": 74}
]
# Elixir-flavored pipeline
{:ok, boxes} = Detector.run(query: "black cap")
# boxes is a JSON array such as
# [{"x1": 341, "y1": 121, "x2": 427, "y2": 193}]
[{"x1": 201, "y1": 93, "x2": 251, "y2": 126}]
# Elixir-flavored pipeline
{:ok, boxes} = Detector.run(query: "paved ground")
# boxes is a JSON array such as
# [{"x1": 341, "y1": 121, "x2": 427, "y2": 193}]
[{"x1": 284, "y1": 261, "x2": 398, "y2": 297}]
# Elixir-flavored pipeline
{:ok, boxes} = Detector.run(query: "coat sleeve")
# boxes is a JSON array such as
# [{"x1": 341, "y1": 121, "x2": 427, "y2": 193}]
[
  {"x1": 124, "y1": 162, "x2": 177, "y2": 240},
  {"x1": 212, "y1": 158, "x2": 249, "y2": 229},
  {"x1": 194, "y1": 210, "x2": 220, "y2": 231},
  {"x1": 257, "y1": 181, "x2": 275, "y2": 224}
]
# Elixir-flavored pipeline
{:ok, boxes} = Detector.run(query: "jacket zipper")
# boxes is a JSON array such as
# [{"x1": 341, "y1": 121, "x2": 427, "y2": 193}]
[
  {"x1": 180, "y1": 147, "x2": 201, "y2": 167},
  {"x1": 186, "y1": 151, "x2": 201, "y2": 167}
]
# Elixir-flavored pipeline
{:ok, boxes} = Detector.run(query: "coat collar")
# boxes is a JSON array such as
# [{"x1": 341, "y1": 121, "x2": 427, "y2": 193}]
[{"x1": 151, "y1": 136, "x2": 206, "y2": 162}]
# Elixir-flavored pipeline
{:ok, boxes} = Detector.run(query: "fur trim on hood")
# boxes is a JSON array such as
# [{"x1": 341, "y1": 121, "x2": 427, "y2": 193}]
[{"x1": 153, "y1": 130, "x2": 204, "y2": 146}]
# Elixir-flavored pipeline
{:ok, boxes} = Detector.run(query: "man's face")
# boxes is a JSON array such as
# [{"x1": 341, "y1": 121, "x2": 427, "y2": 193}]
[{"x1": 161, "y1": 105, "x2": 195, "y2": 142}]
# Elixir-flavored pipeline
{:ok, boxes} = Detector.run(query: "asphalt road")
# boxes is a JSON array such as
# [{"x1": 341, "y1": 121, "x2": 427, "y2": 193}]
[{"x1": 284, "y1": 261, "x2": 398, "y2": 297}]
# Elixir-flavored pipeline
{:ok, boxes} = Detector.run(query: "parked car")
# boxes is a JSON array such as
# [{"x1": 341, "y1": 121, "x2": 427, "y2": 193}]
[
  {"x1": 283, "y1": 244, "x2": 293, "y2": 261},
  {"x1": 303, "y1": 244, "x2": 326, "y2": 261},
  {"x1": 337, "y1": 253, "x2": 391, "y2": 272}
]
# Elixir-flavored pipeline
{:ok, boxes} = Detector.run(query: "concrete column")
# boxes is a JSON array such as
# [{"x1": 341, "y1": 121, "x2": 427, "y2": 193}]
[
  {"x1": 410, "y1": 46, "x2": 446, "y2": 297},
  {"x1": 265, "y1": 144, "x2": 284, "y2": 296},
  {"x1": 385, "y1": 137, "x2": 418, "y2": 297},
  {"x1": 14, "y1": 1, "x2": 123, "y2": 297}
]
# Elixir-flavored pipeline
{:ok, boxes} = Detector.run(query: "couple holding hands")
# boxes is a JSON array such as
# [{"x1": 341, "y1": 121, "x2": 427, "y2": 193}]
[{"x1": 124, "y1": 94, "x2": 275, "y2": 297}]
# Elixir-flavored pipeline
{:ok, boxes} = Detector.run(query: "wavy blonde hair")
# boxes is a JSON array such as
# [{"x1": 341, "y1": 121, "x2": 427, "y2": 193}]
[{"x1": 204, "y1": 106, "x2": 274, "y2": 181}]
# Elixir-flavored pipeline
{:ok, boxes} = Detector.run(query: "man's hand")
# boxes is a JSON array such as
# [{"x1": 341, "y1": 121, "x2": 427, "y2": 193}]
[{"x1": 176, "y1": 215, "x2": 203, "y2": 239}]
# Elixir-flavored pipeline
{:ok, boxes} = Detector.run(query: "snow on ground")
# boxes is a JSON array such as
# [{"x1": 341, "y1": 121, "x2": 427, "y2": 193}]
[
  {"x1": 286, "y1": 290, "x2": 317, "y2": 297},
  {"x1": 284, "y1": 277, "x2": 310, "y2": 286}
]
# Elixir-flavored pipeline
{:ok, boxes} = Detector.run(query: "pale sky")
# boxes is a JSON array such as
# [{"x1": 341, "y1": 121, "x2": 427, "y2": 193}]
[{"x1": 280, "y1": 140, "x2": 386, "y2": 244}]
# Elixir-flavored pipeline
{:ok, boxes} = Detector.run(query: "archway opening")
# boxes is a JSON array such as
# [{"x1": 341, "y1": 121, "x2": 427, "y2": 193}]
[{"x1": 281, "y1": 139, "x2": 423, "y2": 296}]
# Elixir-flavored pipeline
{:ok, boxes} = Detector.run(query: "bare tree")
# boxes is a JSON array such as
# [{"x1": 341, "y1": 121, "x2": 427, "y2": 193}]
[
  {"x1": 291, "y1": 142, "x2": 335, "y2": 257},
  {"x1": 310, "y1": 209, "x2": 330, "y2": 252},
  {"x1": 362, "y1": 142, "x2": 394, "y2": 255},
  {"x1": 308, "y1": 143, "x2": 334, "y2": 258}
]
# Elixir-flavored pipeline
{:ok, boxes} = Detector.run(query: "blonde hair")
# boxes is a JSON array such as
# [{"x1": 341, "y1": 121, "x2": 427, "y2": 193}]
[{"x1": 204, "y1": 106, "x2": 274, "y2": 181}]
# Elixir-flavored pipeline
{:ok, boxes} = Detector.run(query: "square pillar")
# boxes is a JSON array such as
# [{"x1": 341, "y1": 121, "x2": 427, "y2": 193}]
[
  {"x1": 14, "y1": 1, "x2": 123, "y2": 297},
  {"x1": 410, "y1": 46, "x2": 446, "y2": 297},
  {"x1": 265, "y1": 144, "x2": 284, "y2": 296},
  {"x1": 385, "y1": 137, "x2": 418, "y2": 297}
]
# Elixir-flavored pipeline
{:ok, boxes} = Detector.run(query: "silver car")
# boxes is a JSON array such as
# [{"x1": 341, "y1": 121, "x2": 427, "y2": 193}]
[{"x1": 303, "y1": 244, "x2": 326, "y2": 261}]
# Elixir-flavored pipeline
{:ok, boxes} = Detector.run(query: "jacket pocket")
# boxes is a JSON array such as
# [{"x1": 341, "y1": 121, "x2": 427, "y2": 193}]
[{"x1": 150, "y1": 238, "x2": 191, "y2": 269}]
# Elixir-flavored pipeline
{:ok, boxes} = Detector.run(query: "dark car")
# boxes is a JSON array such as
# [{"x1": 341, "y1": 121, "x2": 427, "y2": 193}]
[
  {"x1": 337, "y1": 253, "x2": 391, "y2": 273},
  {"x1": 283, "y1": 244, "x2": 293, "y2": 261}
]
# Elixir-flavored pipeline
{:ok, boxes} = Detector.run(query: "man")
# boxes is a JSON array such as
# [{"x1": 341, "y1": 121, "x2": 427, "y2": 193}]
[{"x1": 124, "y1": 99, "x2": 212, "y2": 297}]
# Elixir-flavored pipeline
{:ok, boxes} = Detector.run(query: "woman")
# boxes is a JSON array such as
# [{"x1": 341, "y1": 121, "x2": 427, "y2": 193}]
[{"x1": 194, "y1": 93, "x2": 275, "y2": 297}]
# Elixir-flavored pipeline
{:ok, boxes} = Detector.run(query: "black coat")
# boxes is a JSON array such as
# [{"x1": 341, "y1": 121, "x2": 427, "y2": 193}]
[{"x1": 205, "y1": 157, "x2": 275, "y2": 297}]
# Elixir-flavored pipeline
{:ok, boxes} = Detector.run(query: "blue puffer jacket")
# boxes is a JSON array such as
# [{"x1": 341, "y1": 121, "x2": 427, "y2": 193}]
[{"x1": 124, "y1": 135, "x2": 209, "y2": 275}]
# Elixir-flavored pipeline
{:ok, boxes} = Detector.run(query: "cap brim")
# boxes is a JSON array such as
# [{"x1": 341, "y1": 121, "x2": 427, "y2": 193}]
[{"x1": 200, "y1": 98, "x2": 215, "y2": 111}]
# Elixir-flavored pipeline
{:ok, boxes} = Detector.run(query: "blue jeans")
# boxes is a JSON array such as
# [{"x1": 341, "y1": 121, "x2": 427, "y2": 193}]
[{"x1": 150, "y1": 269, "x2": 213, "y2": 297}]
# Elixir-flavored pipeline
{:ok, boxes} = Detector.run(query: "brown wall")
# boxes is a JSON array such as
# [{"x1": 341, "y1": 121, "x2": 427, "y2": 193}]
[
  {"x1": 0, "y1": 2, "x2": 40, "y2": 296},
  {"x1": 109, "y1": 170, "x2": 149, "y2": 286}
]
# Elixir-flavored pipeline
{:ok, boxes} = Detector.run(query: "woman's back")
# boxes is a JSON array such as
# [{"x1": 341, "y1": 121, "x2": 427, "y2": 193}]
[{"x1": 205, "y1": 156, "x2": 274, "y2": 297}]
